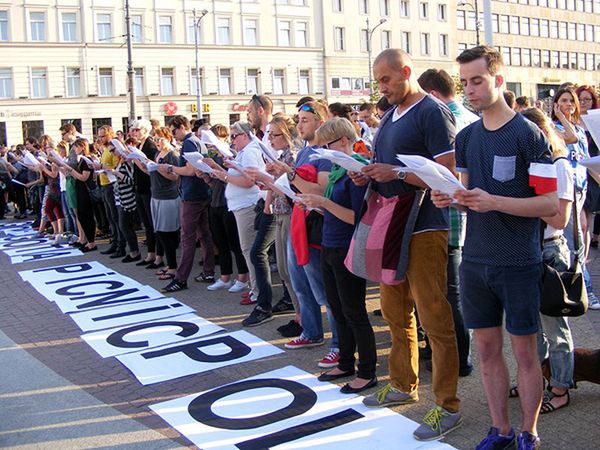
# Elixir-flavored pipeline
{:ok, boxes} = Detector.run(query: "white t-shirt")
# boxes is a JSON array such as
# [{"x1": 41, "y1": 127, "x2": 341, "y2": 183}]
[
  {"x1": 59, "y1": 172, "x2": 67, "y2": 192},
  {"x1": 225, "y1": 140, "x2": 266, "y2": 212},
  {"x1": 544, "y1": 157, "x2": 574, "y2": 239}
]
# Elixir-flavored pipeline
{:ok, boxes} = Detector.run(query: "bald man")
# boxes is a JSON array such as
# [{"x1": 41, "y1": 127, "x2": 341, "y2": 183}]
[{"x1": 351, "y1": 49, "x2": 462, "y2": 441}]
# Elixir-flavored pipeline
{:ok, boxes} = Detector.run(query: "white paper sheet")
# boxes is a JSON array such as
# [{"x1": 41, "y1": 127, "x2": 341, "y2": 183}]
[
  {"x1": 273, "y1": 174, "x2": 299, "y2": 202},
  {"x1": 309, "y1": 148, "x2": 368, "y2": 173},
  {"x1": 22, "y1": 152, "x2": 41, "y2": 168},
  {"x1": 183, "y1": 153, "x2": 215, "y2": 174},
  {"x1": 10, "y1": 179, "x2": 27, "y2": 187},
  {"x1": 110, "y1": 139, "x2": 128, "y2": 156},
  {"x1": 125, "y1": 149, "x2": 150, "y2": 163},
  {"x1": 201, "y1": 130, "x2": 234, "y2": 158},
  {"x1": 581, "y1": 109, "x2": 600, "y2": 152},
  {"x1": 395, "y1": 154, "x2": 465, "y2": 196},
  {"x1": 146, "y1": 162, "x2": 159, "y2": 172}
]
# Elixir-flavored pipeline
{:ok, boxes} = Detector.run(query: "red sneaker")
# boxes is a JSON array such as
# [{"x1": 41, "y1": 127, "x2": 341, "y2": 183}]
[
  {"x1": 284, "y1": 336, "x2": 325, "y2": 349},
  {"x1": 318, "y1": 351, "x2": 340, "y2": 368},
  {"x1": 240, "y1": 293, "x2": 257, "y2": 305}
]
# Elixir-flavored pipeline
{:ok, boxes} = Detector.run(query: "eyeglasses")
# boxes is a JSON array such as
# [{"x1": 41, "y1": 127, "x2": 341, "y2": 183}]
[
  {"x1": 324, "y1": 137, "x2": 342, "y2": 149},
  {"x1": 299, "y1": 103, "x2": 322, "y2": 120},
  {"x1": 230, "y1": 133, "x2": 244, "y2": 141},
  {"x1": 579, "y1": 97, "x2": 593, "y2": 103},
  {"x1": 268, "y1": 132, "x2": 283, "y2": 138}
]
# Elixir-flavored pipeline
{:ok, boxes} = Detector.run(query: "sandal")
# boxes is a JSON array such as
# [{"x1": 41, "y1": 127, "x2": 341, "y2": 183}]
[
  {"x1": 540, "y1": 388, "x2": 570, "y2": 414},
  {"x1": 156, "y1": 268, "x2": 169, "y2": 276},
  {"x1": 158, "y1": 272, "x2": 175, "y2": 280},
  {"x1": 509, "y1": 385, "x2": 519, "y2": 398}
]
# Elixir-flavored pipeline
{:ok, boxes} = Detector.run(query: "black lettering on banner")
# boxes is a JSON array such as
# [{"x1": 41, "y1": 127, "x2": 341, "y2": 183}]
[
  {"x1": 34, "y1": 263, "x2": 95, "y2": 274},
  {"x1": 1, "y1": 239, "x2": 48, "y2": 248},
  {"x1": 12, "y1": 244, "x2": 61, "y2": 253},
  {"x1": 73, "y1": 288, "x2": 152, "y2": 310},
  {"x1": 92, "y1": 303, "x2": 184, "y2": 322},
  {"x1": 47, "y1": 272, "x2": 117, "y2": 285},
  {"x1": 15, "y1": 249, "x2": 76, "y2": 260},
  {"x1": 236, "y1": 409, "x2": 364, "y2": 450},
  {"x1": 188, "y1": 379, "x2": 317, "y2": 430},
  {"x1": 142, "y1": 335, "x2": 251, "y2": 363},
  {"x1": 106, "y1": 321, "x2": 200, "y2": 349},
  {"x1": 55, "y1": 280, "x2": 125, "y2": 297}
]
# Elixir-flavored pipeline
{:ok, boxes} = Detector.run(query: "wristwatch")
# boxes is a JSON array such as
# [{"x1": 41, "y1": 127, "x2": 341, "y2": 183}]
[
  {"x1": 396, "y1": 170, "x2": 407, "y2": 181},
  {"x1": 167, "y1": 165, "x2": 173, "y2": 174},
  {"x1": 287, "y1": 170, "x2": 296, "y2": 182}
]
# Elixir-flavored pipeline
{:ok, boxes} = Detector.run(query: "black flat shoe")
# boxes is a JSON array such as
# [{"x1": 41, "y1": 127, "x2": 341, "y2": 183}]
[
  {"x1": 101, "y1": 247, "x2": 117, "y2": 255},
  {"x1": 136, "y1": 259, "x2": 154, "y2": 266},
  {"x1": 122, "y1": 254, "x2": 141, "y2": 263},
  {"x1": 340, "y1": 377, "x2": 378, "y2": 394},
  {"x1": 70, "y1": 241, "x2": 86, "y2": 248},
  {"x1": 81, "y1": 246, "x2": 98, "y2": 253},
  {"x1": 318, "y1": 370, "x2": 355, "y2": 382},
  {"x1": 110, "y1": 250, "x2": 126, "y2": 259},
  {"x1": 146, "y1": 262, "x2": 165, "y2": 269}
]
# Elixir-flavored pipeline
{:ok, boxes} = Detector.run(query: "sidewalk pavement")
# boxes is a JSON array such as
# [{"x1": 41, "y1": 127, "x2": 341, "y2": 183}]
[{"x1": 0, "y1": 230, "x2": 598, "y2": 449}]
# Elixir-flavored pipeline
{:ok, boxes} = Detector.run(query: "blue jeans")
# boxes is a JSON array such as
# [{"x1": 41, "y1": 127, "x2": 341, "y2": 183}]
[
  {"x1": 286, "y1": 237, "x2": 338, "y2": 349},
  {"x1": 251, "y1": 212, "x2": 276, "y2": 310},
  {"x1": 60, "y1": 190, "x2": 76, "y2": 233},
  {"x1": 537, "y1": 235, "x2": 575, "y2": 389}
]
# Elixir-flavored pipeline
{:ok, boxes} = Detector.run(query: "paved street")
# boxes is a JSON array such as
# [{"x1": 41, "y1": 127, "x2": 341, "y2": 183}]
[{"x1": 0, "y1": 226, "x2": 599, "y2": 449}]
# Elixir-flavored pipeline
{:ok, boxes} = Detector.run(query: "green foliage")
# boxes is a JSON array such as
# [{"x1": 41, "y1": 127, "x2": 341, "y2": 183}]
[{"x1": 369, "y1": 81, "x2": 381, "y2": 102}]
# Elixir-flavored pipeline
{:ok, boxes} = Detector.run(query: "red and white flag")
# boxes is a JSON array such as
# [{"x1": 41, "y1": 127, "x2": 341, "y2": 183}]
[{"x1": 529, "y1": 163, "x2": 557, "y2": 195}]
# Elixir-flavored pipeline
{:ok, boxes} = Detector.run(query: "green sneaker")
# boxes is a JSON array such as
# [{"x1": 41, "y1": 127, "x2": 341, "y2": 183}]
[
  {"x1": 362, "y1": 383, "x2": 419, "y2": 407},
  {"x1": 413, "y1": 406, "x2": 463, "y2": 441}
]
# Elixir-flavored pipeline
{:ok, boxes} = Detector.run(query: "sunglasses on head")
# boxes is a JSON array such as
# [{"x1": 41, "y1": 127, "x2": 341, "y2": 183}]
[
  {"x1": 252, "y1": 94, "x2": 266, "y2": 110},
  {"x1": 299, "y1": 103, "x2": 322, "y2": 120}
]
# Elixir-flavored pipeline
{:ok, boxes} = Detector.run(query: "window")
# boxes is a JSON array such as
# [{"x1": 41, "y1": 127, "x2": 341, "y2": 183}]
[
  {"x1": 577, "y1": 23, "x2": 585, "y2": 41},
  {"x1": 419, "y1": 2, "x2": 429, "y2": 19},
  {"x1": 467, "y1": 11, "x2": 476, "y2": 30},
  {"x1": 0, "y1": 68, "x2": 12, "y2": 98},
  {"x1": 332, "y1": 0, "x2": 343, "y2": 12},
  {"x1": 551, "y1": 50, "x2": 560, "y2": 68},
  {"x1": 569, "y1": 52, "x2": 577, "y2": 69},
  {"x1": 401, "y1": 31, "x2": 411, "y2": 53},
  {"x1": 334, "y1": 26, "x2": 345, "y2": 51},
  {"x1": 360, "y1": 29, "x2": 368, "y2": 52},
  {"x1": 131, "y1": 15, "x2": 143, "y2": 43},
  {"x1": 457, "y1": 10, "x2": 466, "y2": 29},
  {"x1": 61, "y1": 13, "x2": 77, "y2": 42},
  {"x1": 561, "y1": 51, "x2": 569, "y2": 69},
  {"x1": 190, "y1": 67, "x2": 203, "y2": 95},
  {"x1": 585, "y1": 24, "x2": 593, "y2": 42},
  {"x1": 273, "y1": 69, "x2": 285, "y2": 94},
  {"x1": 420, "y1": 32, "x2": 430, "y2": 55},
  {"x1": 533, "y1": 49, "x2": 541, "y2": 67},
  {"x1": 541, "y1": 19, "x2": 549, "y2": 37},
  {"x1": 500, "y1": 15, "x2": 509, "y2": 34},
  {"x1": 31, "y1": 68, "x2": 47, "y2": 98},
  {"x1": 217, "y1": 18, "x2": 231, "y2": 45},
  {"x1": 278, "y1": 20, "x2": 291, "y2": 46},
  {"x1": 568, "y1": 22, "x2": 576, "y2": 40},
  {"x1": 359, "y1": 0, "x2": 369, "y2": 14},
  {"x1": 22, "y1": 121, "x2": 44, "y2": 141},
  {"x1": 244, "y1": 19, "x2": 257, "y2": 45},
  {"x1": 531, "y1": 18, "x2": 539, "y2": 36},
  {"x1": 0, "y1": 11, "x2": 7, "y2": 41},
  {"x1": 491, "y1": 14, "x2": 499, "y2": 33},
  {"x1": 437, "y1": 4, "x2": 447, "y2": 20},
  {"x1": 246, "y1": 69, "x2": 259, "y2": 95},
  {"x1": 381, "y1": 0, "x2": 390, "y2": 15},
  {"x1": 542, "y1": 50, "x2": 550, "y2": 68},
  {"x1": 520, "y1": 17, "x2": 529, "y2": 35},
  {"x1": 98, "y1": 68, "x2": 113, "y2": 96},
  {"x1": 66, "y1": 68, "x2": 80, "y2": 97},
  {"x1": 510, "y1": 16, "x2": 519, "y2": 34},
  {"x1": 501, "y1": 47, "x2": 511, "y2": 65},
  {"x1": 522, "y1": 48, "x2": 531, "y2": 66},
  {"x1": 458, "y1": 42, "x2": 468, "y2": 54},
  {"x1": 596, "y1": 25, "x2": 600, "y2": 43},
  {"x1": 92, "y1": 118, "x2": 112, "y2": 138},
  {"x1": 400, "y1": 0, "x2": 410, "y2": 17},
  {"x1": 382, "y1": 30, "x2": 391, "y2": 49},
  {"x1": 296, "y1": 22, "x2": 307, "y2": 46},
  {"x1": 159, "y1": 16, "x2": 172, "y2": 43},
  {"x1": 578, "y1": 52, "x2": 586, "y2": 69},
  {"x1": 587, "y1": 53, "x2": 595, "y2": 70},
  {"x1": 96, "y1": 13, "x2": 112, "y2": 42},
  {"x1": 559, "y1": 22, "x2": 567, "y2": 40},
  {"x1": 550, "y1": 21, "x2": 559, "y2": 39},
  {"x1": 299, "y1": 69, "x2": 310, "y2": 94},
  {"x1": 161, "y1": 68, "x2": 174, "y2": 95},
  {"x1": 134, "y1": 67, "x2": 144, "y2": 95},
  {"x1": 439, "y1": 34, "x2": 448, "y2": 56},
  {"x1": 219, "y1": 68, "x2": 232, "y2": 94},
  {"x1": 29, "y1": 12, "x2": 46, "y2": 41},
  {"x1": 511, "y1": 48, "x2": 521, "y2": 66}
]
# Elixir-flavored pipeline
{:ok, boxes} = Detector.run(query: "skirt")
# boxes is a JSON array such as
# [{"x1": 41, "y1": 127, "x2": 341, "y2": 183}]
[
  {"x1": 151, "y1": 197, "x2": 181, "y2": 232},
  {"x1": 66, "y1": 177, "x2": 77, "y2": 210}
]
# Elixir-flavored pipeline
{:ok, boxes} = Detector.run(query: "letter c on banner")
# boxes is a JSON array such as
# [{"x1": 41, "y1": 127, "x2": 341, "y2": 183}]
[
  {"x1": 106, "y1": 321, "x2": 201, "y2": 349},
  {"x1": 142, "y1": 335, "x2": 252, "y2": 363},
  {"x1": 187, "y1": 378, "x2": 317, "y2": 430}
]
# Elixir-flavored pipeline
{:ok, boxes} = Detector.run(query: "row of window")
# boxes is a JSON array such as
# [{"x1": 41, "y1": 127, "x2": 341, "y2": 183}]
[
  {"x1": 0, "y1": 67, "x2": 314, "y2": 100},
  {"x1": 494, "y1": 0, "x2": 600, "y2": 12},
  {"x1": 458, "y1": 43, "x2": 600, "y2": 71},
  {"x1": 458, "y1": 10, "x2": 600, "y2": 44},
  {"x1": 0, "y1": 10, "x2": 309, "y2": 47},
  {"x1": 332, "y1": 0, "x2": 448, "y2": 21}
]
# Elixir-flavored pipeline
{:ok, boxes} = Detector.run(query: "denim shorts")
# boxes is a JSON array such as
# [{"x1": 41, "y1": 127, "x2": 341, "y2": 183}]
[{"x1": 460, "y1": 260, "x2": 543, "y2": 336}]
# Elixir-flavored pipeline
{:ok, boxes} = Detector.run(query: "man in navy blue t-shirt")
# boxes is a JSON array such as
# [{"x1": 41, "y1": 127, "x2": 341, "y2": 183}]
[{"x1": 433, "y1": 46, "x2": 558, "y2": 450}]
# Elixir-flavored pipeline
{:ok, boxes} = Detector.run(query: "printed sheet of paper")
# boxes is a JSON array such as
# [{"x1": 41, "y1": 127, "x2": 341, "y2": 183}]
[
  {"x1": 273, "y1": 174, "x2": 298, "y2": 202},
  {"x1": 309, "y1": 148, "x2": 368, "y2": 173},
  {"x1": 201, "y1": 130, "x2": 234, "y2": 158},
  {"x1": 183, "y1": 153, "x2": 215, "y2": 174},
  {"x1": 396, "y1": 154, "x2": 465, "y2": 196},
  {"x1": 581, "y1": 110, "x2": 600, "y2": 152}
]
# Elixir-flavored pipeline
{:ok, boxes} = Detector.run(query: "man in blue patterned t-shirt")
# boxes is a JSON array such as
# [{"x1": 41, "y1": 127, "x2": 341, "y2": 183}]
[{"x1": 432, "y1": 46, "x2": 558, "y2": 450}]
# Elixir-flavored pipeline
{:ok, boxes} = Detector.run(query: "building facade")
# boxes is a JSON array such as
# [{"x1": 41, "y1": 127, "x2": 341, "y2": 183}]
[{"x1": 0, "y1": 0, "x2": 599, "y2": 144}]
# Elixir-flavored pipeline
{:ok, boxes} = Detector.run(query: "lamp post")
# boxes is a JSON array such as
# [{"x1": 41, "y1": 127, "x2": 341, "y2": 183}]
[
  {"x1": 193, "y1": 9, "x2": 209, "y2": 123},
  {"x1": 124, "y1": 0, "x2": 136, "y2": 125},
  {"x1": 458, "y1": 0, "x2": 480, "y2": 45},
  {"x1": 366, "y1": 17, "x2": 387, "y2": 96}
]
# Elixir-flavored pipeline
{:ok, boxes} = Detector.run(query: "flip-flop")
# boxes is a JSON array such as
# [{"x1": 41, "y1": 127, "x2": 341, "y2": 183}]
[
  {"x1": 158, "y1": 272, "x2": 175, "y2": 280},
  {"x1": 155, "y1": 268, "x2": 169, "y2": 276}
]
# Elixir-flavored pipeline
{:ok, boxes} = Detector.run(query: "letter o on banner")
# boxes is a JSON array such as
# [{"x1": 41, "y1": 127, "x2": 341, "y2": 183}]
[{"x1": 188, "y1": 378, "x2": 317, "y2": 430}]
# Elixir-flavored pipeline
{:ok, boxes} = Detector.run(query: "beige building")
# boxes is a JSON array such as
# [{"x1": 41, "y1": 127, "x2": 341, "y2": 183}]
[{"x1": 0, "y1": 0, "x2": 599, "y2": 144}]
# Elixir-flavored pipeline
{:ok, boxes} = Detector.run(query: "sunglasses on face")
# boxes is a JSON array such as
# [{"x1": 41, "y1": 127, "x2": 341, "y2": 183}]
[
  {"x1": 323, "y1": 137, "x2": 342, "y2": 149},
  {"x1": 230, "y1": 133, "x2": 244, "y2": 141},
  {"x1": 299, "y1": 103, "x2": 322, "y2": 120}
]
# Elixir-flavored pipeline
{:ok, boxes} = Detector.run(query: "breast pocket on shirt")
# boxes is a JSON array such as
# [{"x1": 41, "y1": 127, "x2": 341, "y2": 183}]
[{"x1": 492, "y1": 155, "x2": 516, "y2": 182}]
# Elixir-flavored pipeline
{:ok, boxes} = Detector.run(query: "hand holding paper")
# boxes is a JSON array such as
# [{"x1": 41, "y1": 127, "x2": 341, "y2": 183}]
[
  {"x1": 200, "y1": 130, "x2": 234, "y2": 158},
  {"x1": 146, "y1": 162, "x2": 159, "y2": 172},
  {"x1": 182, "y1": 153, "x2": 214, "y2": 174},
  {"x1": 395, "y1": 154, "x2": 464, "y2": 196}
]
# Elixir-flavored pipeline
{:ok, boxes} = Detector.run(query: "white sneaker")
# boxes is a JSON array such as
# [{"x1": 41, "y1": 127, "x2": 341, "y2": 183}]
[
  {"x1": 588, "y1": 292, "x2": 600, "y2": 310},
  {"x1": 53, "y1": 233, "x2": 69, "y2": 245},
  {"x1": 228, "y1": 280, "x2": 249, "y2": 293},
  {"x1": 207, "y1": 279, "x2": 234, "y2": 291}
]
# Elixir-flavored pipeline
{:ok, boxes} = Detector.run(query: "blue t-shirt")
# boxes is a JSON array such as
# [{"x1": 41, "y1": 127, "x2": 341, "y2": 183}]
[
  {"x1": 178, "y1": 133, "x2": 211, "y2": 202},
  {"x1": 554, "y1": 122, "x2": 589, "y2": 192},
  {"x1": 456, "y1": 113, "x2": 553, "y2": 266},
  {"x1": 295, "y1": 145, "x2": 333, "y2": 172},
  {"x1": 322, "y1": 174, "x2": 367, "y2": 248},
  {"x1": 374, "y1": 95, "x2": 455, "y2": 232}
]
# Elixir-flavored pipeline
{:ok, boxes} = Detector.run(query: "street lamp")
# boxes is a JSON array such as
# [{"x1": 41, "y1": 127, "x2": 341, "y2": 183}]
[
  {"x1": 366, "y1": 17, "x2": 387, "y2": 96},
  {"x1": 124, "y1": 0, "x2": 136, "y2": 125},
  {"x1": 458, "y1": 1, "x2": 480, "y2": 45},
  {"x1": 193, "y1": 9, "x2": 209, "y2": 123}
]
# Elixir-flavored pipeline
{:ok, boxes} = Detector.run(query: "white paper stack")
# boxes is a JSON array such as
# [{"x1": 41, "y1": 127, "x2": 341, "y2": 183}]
[
  {"x1": 183, "y1": 152, "x2": 214, "y2": 174},
  {"x1": 395, "y1": 154, "x2": 465, "y2": 196},
  {"x1": 309, "y1": 148, "x2": 368, "y2": 172}
]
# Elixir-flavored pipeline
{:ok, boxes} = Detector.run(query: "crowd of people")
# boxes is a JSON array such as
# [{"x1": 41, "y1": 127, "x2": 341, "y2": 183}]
[{"x1": 0, "y1": 45, "x2": 599, "y2": 449}]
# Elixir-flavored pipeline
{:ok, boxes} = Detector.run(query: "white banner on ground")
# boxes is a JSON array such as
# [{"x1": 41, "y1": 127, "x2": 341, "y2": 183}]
[
  {"x1": 81, "y1": 313, "x2": 224, "y2": 358},
  {"x1": 69, "y1": 296, "x2": 195, "y2": 331},
  {"x1": 3, "y1": 243, "x2": 82, "y2": 264},
  {"x1": 117, "y1": 330, "x2": 284, "y2": 386},
  {"x1": 149, "y1": 365, "x2": 455, "y2": 450}
]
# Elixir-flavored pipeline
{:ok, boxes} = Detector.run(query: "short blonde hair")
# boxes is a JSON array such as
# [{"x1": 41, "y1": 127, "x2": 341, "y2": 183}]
[{"x1": 315, "y1": 117, "x2": 357, "y2": 146}]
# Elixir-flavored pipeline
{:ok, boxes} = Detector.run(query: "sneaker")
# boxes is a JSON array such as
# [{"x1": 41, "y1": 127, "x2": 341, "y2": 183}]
[
  {"x1": 228, "y1": 280, "x2": 249, "y2": 293},
  {"x1": 588, "y1": 292, "x2": 600, "y2": 310},
  {"x1": 207, "y1": 279, "x2": 234, "y2": 291},
  {"x1": 517, "y1": 432, "x2": 540, "y2": 450},
  {"x1": 285, "y1": 336, "x2": 325, "y2": 349},
  {"x1": 161, "y1": 279, "x2": 188, "y2": 293},
  {"x1": 413, "y1": 406, "x2": 463, "y2": 441},
  {"x1": 362, "y1": 383, "x2": 419, "y2": 408},
  {"x1": 240, "y1": 292, "x2": 257, "y2": 305},
  {"x1": 475, "y1": 427, "x2": 517, "y2": 450},
  {"x1": 318, "y1": 351, "x2": 340, "y2": 368},
  {"x1": 272, "y1": 299, "x2": 295, "y2": 315},
  {"x1": 194, "y1": 272, "x2": 215, "y2": 283},
  {"x1": 242, "y1": 306, "x2": 274, "y2": 327},
  {"x1": 277, "y1": 320, "x2": 303, "y2": 338}
]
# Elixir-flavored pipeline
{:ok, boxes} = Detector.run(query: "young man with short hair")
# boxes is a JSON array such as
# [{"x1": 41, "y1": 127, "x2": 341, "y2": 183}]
[{"x1": 433, "y1": 46, "x2": 558, "y2": 450}]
